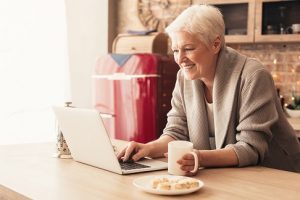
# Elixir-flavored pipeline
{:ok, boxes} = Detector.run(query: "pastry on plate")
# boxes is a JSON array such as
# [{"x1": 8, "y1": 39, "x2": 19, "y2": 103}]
[{"x1": 151, "y1": 177, "x2": 199, "y2": 190}]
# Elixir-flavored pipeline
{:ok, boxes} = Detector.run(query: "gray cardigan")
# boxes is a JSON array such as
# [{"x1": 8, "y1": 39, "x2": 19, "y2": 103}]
[{"x1": 162, "y1": 46, "x2": 300, "y2": 172}]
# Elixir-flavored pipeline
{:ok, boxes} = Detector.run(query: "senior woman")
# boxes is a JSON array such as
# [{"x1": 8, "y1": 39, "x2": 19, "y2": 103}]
[{"x1": 117, "y1": 4, "x2": 300, "y2": 174}]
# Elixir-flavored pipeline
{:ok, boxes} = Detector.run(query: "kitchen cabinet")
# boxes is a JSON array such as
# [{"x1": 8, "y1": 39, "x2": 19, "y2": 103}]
[
  {"x1": 199, "y1": 0, "x2": 300, "y2": 43},
  {"x1": 200, "y1": 0, "x2": 255, "y2": 43},
  {"x1": 255, "y1": 0, "x2": 300, "y2": 43}
]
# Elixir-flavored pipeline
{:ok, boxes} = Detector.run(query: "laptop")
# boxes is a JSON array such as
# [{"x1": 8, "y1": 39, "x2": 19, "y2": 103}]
[{"x1": 52, "y1": 106, "x2": 167, "y2": 175}]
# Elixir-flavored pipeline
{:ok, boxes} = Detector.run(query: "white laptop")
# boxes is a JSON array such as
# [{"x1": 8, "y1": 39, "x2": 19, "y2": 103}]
[{"x1": 52, "y1": 106, "x2": 167, "y2": 175}]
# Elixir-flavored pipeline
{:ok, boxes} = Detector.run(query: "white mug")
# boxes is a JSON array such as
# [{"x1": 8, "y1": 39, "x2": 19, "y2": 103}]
[
  {"x1": 168, "y1": 141, "x2": 199, "y2": 176},
  {"x1": 291, "y1": 24, "x2": 300, "y2": 34}
]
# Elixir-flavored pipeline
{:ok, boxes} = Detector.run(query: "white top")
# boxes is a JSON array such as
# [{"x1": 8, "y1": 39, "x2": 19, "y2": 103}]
[
  {"x1": 205, "y1": 100, "x2": 215, "y2": 137},
  {"x1": 205, "y1": 99, "x2": 215, "y2": 149}
]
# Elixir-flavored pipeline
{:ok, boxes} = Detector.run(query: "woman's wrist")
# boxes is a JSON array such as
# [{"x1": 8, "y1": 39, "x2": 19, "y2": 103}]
[
  {"x1": 147, "y1": 136, "x2": 174, "y2": 158},
  {"x1": 146, "y1": 142, "x2": 155, "y2": 157},
  {"x1": 195, "y1": 150, "x2": 203, "y2": 166}
]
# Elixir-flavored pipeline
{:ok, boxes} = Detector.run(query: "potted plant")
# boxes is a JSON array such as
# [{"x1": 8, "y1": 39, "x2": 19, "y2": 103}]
[{"x1": 285, "y1": 95, "x2": 300, "y2": 118}]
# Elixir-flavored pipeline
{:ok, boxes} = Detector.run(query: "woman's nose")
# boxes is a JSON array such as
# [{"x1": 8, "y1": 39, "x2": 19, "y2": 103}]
[{"x1": 177, "y1": 51, "x2": 187, "y2": 64}]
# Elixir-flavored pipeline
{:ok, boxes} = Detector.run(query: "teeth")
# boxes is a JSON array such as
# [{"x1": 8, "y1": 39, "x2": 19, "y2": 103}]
[{"x1": 183, "y1": 64, "x2": 195, "y2": 69}]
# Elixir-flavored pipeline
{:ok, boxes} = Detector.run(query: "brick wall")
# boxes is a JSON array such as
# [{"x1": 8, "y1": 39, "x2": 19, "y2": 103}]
[{"x1": 229, "y1": 43, "x2": 300, "y2": 104}]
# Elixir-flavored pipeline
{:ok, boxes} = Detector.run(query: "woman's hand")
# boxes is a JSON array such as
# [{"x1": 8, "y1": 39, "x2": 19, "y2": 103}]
[
  {"x1": 117, "y1": 136, "x2": 174, "y2": 162},
  {"x1": 117, "y1": 141, "x2": 153, "y2": 162},
  {"x1": 177, "y1": 149, "x2": 201, "y2": 176}
]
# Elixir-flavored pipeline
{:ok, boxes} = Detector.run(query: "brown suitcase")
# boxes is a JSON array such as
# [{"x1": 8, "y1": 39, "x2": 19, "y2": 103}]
[{"x1": 112, "y1": 32, "x2": 169, "y2": 55}]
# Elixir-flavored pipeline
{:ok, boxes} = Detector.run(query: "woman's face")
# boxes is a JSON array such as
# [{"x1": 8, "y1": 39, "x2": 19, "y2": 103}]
[{"x1": 170, "y1": 31, "x2": 220, "y2": 81}]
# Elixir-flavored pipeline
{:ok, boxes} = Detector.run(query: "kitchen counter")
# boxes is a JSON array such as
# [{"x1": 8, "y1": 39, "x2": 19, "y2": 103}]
[
  {"x1": 287, "y1": 117, "x2": 300, "y2": 131},
  {"x1": 287, "y1": 117, "x2": 300, "y2": 138},
  {"x1": 1, "y1": 142, "x2": 300, "y2": 200}
]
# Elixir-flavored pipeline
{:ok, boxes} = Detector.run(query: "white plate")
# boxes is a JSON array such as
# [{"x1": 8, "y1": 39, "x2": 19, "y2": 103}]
[{"x1": 133, "y1": 175, "x2": 204, "y2": 195}]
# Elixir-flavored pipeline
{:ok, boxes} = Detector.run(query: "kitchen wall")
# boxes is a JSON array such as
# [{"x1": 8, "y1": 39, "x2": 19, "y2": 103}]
[
  {"x1": 115, "y1": 0, "x2": 300, "y2": 103},
  {"x1": 64, "y1": 0, "x2": 110, "y2": 108},
  {"x1": 117, "y1": 0, "x2": 145, "y2": 33}
]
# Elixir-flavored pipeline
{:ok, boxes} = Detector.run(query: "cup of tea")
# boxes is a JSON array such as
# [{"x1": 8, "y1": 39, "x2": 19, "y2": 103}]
[{"x1": 168, "y1": 141, "x2": 199, "y2": 176}]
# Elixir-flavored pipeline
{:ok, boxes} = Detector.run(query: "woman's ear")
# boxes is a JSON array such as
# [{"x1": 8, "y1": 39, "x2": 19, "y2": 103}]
[{"x1": 212, "y1": 36, "x2": 222, "y2": 54}]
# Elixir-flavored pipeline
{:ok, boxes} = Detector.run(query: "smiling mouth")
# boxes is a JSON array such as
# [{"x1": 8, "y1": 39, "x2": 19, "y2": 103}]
[{"x1": 182, "y1": 64, "x2": 195, "y2": 69}]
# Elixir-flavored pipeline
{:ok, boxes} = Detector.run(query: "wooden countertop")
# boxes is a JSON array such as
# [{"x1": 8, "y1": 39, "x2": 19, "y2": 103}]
[
  {"x1": 1, "y1": 142, "x2": 300, "y2": 200},
  {"x1": 287, "y1": 117, "x2": 300, "y2": 131}
]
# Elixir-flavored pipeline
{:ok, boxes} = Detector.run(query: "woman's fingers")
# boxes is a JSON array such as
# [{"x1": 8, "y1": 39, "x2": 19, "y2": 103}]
[
  {"x1": 116, "y1": 147, "x2": 126, "y2": 160},
  {"x1": 132, "y1": 147, "x2": 146, "y2": 161},
  {"x1": 117, "y1": 141, "x2": 151, "y2": 162},
  {"x1": 181, "y1": 165, "x2": 196, "y2": 171},
  {"x1": 185, "y1": 170, "x2": 198, "y2": 177},
  {"x1": 177, "y1": 153, "x2": 195, "y2": 166},
  {"x1": 179, "y1": 160, "x2": 198, "y2": 176},
  {"x1": 116, "y1": 141, "x2": 137, "y2": 161},
  {"x1": 182, "y1": 153, "x2": 196, "y2": 160},
  {"x1": 123, "y1": 141, "x2": 138, "y2": 161},
  {"x1": 178, "y1": 158, "x2": 195, "y2": 166},
  {"x1": 177, "y1": 152, "x2": 198, "y2": 176}
]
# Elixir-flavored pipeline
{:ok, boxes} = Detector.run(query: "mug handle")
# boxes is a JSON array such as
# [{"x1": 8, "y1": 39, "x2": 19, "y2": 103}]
[{"x1": 189, "y1": 151, "x2": 199, "y2": 173}]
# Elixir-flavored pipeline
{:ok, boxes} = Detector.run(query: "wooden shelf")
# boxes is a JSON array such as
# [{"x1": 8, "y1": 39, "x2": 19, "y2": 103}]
[{"x1": 254, "y1": 34, "x2": 300, "y2": 43}]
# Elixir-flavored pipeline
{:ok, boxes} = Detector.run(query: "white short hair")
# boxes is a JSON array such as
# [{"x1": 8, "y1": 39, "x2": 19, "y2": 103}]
[{"x1": 165, "y1": 4, "x2": 225, "y2": 47}]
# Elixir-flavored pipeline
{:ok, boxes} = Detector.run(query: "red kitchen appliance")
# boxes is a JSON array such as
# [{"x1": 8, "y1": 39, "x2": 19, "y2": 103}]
[{"x1": 92, "y1": 53, "x2": 178, "y2": 143}]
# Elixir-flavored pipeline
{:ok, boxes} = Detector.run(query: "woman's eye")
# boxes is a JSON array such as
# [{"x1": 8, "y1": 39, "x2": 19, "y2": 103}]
[
  {"x1": 185, "y1": 48, "x2": 194, "y2": 52},
  {"x1": 172, "y1": 49, "x2": 179, "y2": 53}
]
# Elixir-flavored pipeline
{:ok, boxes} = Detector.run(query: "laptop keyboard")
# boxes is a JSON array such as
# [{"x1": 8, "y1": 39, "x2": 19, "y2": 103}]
[{"x1": 119, "y1": 161, "x2": 150, "y2": 170}]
